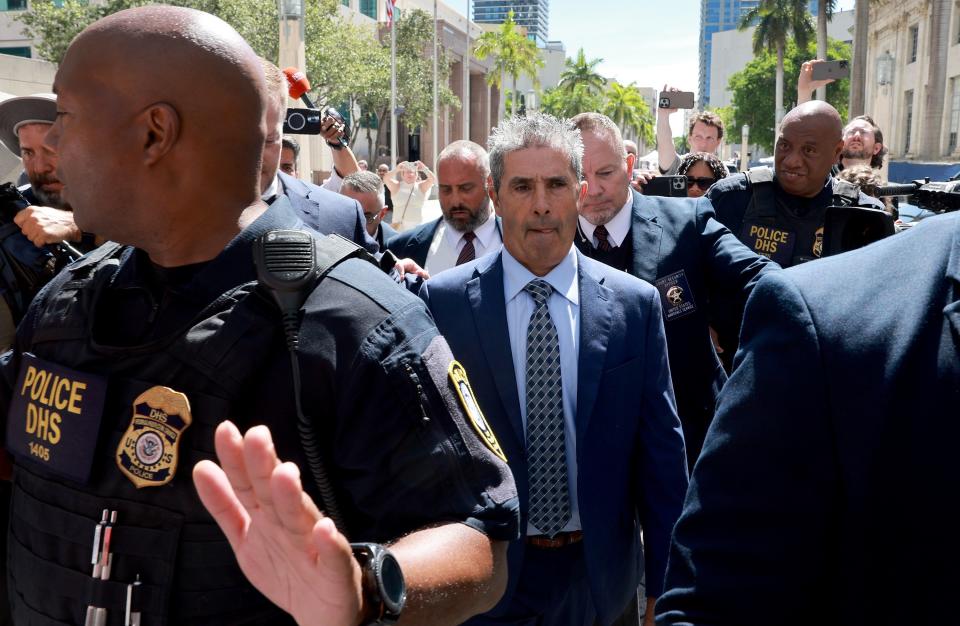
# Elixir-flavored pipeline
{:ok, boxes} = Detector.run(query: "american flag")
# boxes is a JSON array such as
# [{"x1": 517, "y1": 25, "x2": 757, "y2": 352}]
[{"x1": 385, "y1": 0, "x2": 395, "y2": 26}]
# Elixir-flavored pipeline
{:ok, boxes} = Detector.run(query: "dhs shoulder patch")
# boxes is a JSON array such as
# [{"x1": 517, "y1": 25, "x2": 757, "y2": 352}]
[{"x1": 449, "y1": 361, "x2": 507, "y2": 462}]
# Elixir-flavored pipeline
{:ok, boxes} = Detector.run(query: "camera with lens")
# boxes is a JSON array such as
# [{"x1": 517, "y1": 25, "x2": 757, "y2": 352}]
[{"x1": 283, "y1": 105, "x2": 350, "y2": 148}]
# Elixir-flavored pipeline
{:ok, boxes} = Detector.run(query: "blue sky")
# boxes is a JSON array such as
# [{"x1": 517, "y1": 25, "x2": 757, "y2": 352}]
[{"x1": 452, "y1": 0, "x2": 856, "y2": 97}]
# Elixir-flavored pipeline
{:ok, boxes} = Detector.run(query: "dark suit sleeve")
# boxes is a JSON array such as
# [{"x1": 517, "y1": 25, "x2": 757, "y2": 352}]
[
  {"x1": 656, "y1": 272, "x2": 838, "y2": 625},
  {"x1": 695, "y1": 197, "x2": 780, "y2": 340},
  {"x1": 636, "y1": 286, "x2": 689, "y2": 598}
]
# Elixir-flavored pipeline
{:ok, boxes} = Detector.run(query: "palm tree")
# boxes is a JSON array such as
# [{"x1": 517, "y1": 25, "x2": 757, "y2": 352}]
[
  {"x1": 815, "y1": 0, "x2": 837, "y2": 100},
  {"x1": 473, "y1": 10, "x2": 543, "y2": 117},
  {"x1": 558, "y1": 48, "x2": 606, "y2": 96},
  {"x1": 848, "y1": 0, "x2": 869, "y2": 116},
  {"x1": 919, "y1": 0, "x2": 951, "y2": 157},
  {"x1": 603, "y1": 81, "x2": 655, "y2": 149},
  {"x1": 740, "y1": 0, "x2": 813, "y2": 126}
]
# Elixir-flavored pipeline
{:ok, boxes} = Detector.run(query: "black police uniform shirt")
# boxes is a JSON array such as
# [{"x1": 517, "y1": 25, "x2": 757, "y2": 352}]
[
  {"x1": 0, "y1": 196, "x2": 520, "y2": 625},
  {"x1": 707, "y1": 174, "x2": 883, "y2": 268}
]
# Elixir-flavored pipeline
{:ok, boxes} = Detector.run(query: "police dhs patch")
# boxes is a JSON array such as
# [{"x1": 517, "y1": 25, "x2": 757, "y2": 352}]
[{"x1": 116, "y1": 386, "x2": 192, "y2": 489}]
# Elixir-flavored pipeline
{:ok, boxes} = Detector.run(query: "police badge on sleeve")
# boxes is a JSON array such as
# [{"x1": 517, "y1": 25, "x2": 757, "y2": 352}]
[
  {"x1": 116, "y1": 386, "x2": 192, "y2": 488},
  {"x1": 448, "y1": 361, "x2": 507, "y2": 462}
]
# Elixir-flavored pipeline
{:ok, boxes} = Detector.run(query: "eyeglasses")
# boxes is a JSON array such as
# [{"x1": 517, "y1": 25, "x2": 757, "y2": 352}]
[
  {"x1": 686, "y1": 176, "x2": 717, "y2": 190},
  {"x1": 364, "y1": 214, "x2": 381, "y2": 224}
]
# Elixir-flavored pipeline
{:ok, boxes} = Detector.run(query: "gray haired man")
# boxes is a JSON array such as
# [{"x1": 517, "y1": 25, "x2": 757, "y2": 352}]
[{"x1": 340, "y1": 170, "x2": 397, "y2": 249}]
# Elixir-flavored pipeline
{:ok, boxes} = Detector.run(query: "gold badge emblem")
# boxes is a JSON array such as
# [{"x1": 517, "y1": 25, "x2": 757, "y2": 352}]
[
  {"x1": 448, "y1": 361, "x2": 507, "y2": 462},
  {"x1": 116, "y1": 386, "x2": 192, "y2": 489},
  {"x1": 813, "y1": 226, "x2": 824, "y2": 258},
  {"x1": 666, "y1": 285, "x2": 684, "y2": 306}
]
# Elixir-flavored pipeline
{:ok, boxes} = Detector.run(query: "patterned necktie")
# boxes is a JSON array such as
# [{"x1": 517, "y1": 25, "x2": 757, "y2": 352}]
[
  {"x1": 456, "y1": 231, "x2": 477, "y2": 266},
  {"x1": 523, "y1": 279, "x2": 570, "y2": 537},
  {"x1": 594, "y1": 224, "x2": 613, "y2": 252}
]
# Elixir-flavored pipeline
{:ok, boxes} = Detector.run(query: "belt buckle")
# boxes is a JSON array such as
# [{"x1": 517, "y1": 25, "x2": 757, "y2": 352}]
[{"x1": 526, "y1": 530, "x2": 583, "y2": 549}]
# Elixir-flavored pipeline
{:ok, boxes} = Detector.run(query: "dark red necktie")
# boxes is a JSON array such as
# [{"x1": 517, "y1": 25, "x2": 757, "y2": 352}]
[
  {"x1": 456, "y1": 231, "x2": 477, "y2": 265},
  {"x1": 594, "y1": 224, "x2": 613, "y2": 252}
]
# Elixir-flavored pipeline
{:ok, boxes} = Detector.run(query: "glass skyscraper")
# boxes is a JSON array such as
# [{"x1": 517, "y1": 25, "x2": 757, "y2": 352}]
[
  {"x1": 699, "y1": 0, "x2": 818, "y2": 106},
  {"x1": 474, "y1": 0, "x2": 549, "y2": 47}
]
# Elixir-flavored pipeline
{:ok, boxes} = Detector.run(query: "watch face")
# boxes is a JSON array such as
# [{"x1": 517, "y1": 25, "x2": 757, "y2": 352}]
[{"x1": 379, "y1": 552, "x2": 406, "y2": 613}]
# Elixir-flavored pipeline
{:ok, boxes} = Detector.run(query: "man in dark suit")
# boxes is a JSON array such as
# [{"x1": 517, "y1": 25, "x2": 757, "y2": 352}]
[
  {"x1": 259, "y1": 59, "x2": 378, "y2": 253},
  {"x1": 420, "y1": 113, "x2": 688, "y2": 626},
  {"x1": 387, "y1": 140, "x2": 502, "y2": 271},
  {"x1": 657, "y1": 211, "x2": 960, "y2": 626},
  {"x1": 571, "y1": 112, "x2": 778, "y2": 467}
]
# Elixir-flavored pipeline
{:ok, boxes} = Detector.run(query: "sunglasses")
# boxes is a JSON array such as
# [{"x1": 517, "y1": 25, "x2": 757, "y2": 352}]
[{"x1": 686, "y1": 176, "x2": 717, "y2": 190}]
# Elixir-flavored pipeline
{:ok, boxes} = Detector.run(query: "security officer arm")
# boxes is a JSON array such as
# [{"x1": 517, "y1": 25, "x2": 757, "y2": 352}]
[
  {"x1": 14, "y1": 205, "x2": 82, "y2": 248},
  {"x1": 195, "y1": 420, "x2": 508, "y2": 626},
  {"x1": 695, "y1": 196, "x2": 780, "y2": 340}
]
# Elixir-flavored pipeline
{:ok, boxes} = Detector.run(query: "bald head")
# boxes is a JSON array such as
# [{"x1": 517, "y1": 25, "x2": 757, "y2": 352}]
[
  {"x1": 46, "y1": 6, "x2": 268, "y2": 259},
  {"x1": 774, "y1": 101, "x2": 845, "y2": 198}
]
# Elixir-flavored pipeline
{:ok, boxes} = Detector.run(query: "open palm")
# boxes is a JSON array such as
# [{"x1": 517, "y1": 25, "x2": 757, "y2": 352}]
[{"x1": 193, "y1": 421, "x2": 363, "y2": 626}]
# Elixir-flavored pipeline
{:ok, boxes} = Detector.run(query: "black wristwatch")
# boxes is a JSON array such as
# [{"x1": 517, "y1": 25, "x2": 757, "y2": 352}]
[{"x1": 351, "y1": 543, "x2": 406, "y2": 625}]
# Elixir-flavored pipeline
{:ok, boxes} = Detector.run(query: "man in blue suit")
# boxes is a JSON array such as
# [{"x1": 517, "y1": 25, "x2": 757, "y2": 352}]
[
  {"x1": 387, "y1": 140, "x2": 502, "y2": 272},
  {"x1": 657, "y1": 211, "x2": 960, "y2": 626},
  {"x1": 570, "y1": 113, "x2": 778, "y2": 468},
  {"x1": 420, "y1": 113, "x2": 688, "y2": 626}
]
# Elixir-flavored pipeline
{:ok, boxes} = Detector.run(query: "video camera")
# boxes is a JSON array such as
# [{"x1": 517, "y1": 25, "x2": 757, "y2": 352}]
[
  {"x1": 283, "y1": 105, "x2": 350, "y2": 145},
  {"x1": 874, "y1": 178, "x2": 960, "y2": 213}
]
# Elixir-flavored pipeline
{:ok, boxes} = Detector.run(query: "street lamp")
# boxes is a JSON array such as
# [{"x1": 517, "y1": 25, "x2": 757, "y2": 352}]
[
  {"x1": 876, "y1": 51, "x2": 895, "y2": 86},
  {"x1": 279, "y1": 0, "x2": 303, "y2": 19}
]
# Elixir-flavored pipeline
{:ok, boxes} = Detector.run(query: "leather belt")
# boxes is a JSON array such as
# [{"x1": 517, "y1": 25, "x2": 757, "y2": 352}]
[{"x1": 525, "y1": 530, "x2": 583, "y2": 549}]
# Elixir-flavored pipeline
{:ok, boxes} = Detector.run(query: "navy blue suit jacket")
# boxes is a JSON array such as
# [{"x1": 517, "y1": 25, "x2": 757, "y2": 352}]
[
  {"x1": 420, "y1": 250, "x2": 688, "y2": 624},
  {"x1": 577, "y1": 189, "x2": 777, "y2": 466},
  {"x1": 658, "y1": 212, "x2": 960, "y2": 625},
  {"x1": 276, "y1": 171, "x2": 379, "y2": 253},
  {"x1": 386, "y1": 216, "x2": 502, "y2": 268}
]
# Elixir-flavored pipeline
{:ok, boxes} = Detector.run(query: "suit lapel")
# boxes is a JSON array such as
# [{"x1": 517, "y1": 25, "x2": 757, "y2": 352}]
[
  {"x1": 575, "y1": 255, "x2": 613, "y2": 442},
  {"x1": 278, "y1": 177, "x2": 315, "y2": 222},
  {"x1": 466, "y1": 254, "x2": 525, "y2": 449},
  {"x1": 943, "y1": 217, "x2": 960, "y2": 349},
  {"x1": 630, "y1": 192, "x2": 663, "y2": 283}
]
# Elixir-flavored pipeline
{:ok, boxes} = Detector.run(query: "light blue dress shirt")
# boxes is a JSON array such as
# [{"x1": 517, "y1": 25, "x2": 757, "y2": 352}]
[{"x1": 501, "y1": 245, "x2": 581, "y2": 535}]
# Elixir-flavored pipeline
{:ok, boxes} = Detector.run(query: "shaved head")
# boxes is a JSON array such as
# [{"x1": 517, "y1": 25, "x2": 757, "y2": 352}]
[
  {"x1": 774, "y1": 101, "x2": 844, "y2": 198},
  {"x1": 46, "y1": 6, "x2": 268, "y2": 263}
]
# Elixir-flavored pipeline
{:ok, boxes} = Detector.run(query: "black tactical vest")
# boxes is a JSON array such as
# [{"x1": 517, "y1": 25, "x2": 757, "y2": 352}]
[
  {"x1": 5, "y1": 237, "x2": 367, "y2": 625},
  {"x1": 739, "y1": 167, "x2": 861, "y2": 268}
]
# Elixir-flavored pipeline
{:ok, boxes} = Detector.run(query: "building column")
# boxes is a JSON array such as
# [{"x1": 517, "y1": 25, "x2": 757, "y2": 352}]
[{"x1": 470, "y1": 72, "x2": 489, "y2": 143}]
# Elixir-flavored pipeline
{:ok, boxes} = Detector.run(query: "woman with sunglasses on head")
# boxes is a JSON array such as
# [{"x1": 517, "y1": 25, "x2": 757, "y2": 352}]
[{"x1": 677, "y1": 152, "x2": 728, "y2": 198}]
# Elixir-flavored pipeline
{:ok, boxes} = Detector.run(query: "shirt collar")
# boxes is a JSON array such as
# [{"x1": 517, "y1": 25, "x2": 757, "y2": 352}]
[
  {"x1": 442, "y1": 212, "x2": 499, "y2": 248},
  {"x1": 502, "y1": 244, "x2": 579, "y2": 306},
  {"x1": 261, "y1": 175, "x2": 280, "y2": 202},
  {"x1": 577, "y1": 191, "x2": 632, "y2": 247}
]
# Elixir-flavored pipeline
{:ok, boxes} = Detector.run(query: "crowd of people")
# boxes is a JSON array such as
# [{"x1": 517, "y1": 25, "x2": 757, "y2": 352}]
[{"x1": 0, "y1": 6, "x2": 954, "y2": 626}]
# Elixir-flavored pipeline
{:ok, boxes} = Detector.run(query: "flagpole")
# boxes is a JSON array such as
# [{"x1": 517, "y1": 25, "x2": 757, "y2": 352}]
[
  {"x1": 390, "y1": 1, "x2": 398, "y2": 169},
  {"x1": 463, "y1": 0, "x2": 470, "y2": 141},
  {"x1": 432, "y1": 0, "x2": 438, "y2": 169}
]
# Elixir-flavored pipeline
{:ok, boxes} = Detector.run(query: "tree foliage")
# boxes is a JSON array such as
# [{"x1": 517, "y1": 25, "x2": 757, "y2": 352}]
[
  {"x1": 727, "y1": 36, "x2": 851, "y2": 152},
  {"x1": 473, "y1": 10, "x2": 543, "y2": 116},
  {"x1": 19, "y1": 0, "x2": 459, "y2": 154},
  {"x1": 558, "y1": 48, "x2": 605, "y2": 96},
  {"x1": 602, "y1": 81, "x2": 654, "y2": 147},
  {"x1": 19, "y1": 0, "x2": 278, "y2": 63}
]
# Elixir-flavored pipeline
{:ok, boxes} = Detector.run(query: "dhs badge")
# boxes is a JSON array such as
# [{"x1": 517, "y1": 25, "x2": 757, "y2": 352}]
[{"x1": 116, "y1": 386, "x2": 192, "y2": 489}]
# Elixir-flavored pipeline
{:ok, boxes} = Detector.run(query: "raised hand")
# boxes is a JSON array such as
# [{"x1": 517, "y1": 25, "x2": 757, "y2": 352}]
[{"x1": 193, "y1": 421, "x2": 364, "y2": 626}]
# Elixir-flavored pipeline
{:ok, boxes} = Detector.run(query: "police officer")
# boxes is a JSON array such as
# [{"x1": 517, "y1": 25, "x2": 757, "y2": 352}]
[
  {"x1": 708, "y1": 101, "x2": 882, "y2": 269},
  {"x1": 0, "y1": 7, "x2": 518, "y2": 625}
]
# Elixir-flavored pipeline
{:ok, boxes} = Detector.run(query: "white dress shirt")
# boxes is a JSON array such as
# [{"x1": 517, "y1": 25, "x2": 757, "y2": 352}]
[
  {"x1": 501, "y1": 245, "x2": 581, "y2": 535},
  {"x1": 424, "y1": 216, "x2": 502, "y2": 276},
  {"x1": 577, "y1": 193, "x2": 633, "y2": 248}
]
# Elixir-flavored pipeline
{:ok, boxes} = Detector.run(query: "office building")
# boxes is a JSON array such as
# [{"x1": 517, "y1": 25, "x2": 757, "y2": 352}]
[{"x1": 474, "y1": 0, "x2": 549, "y2": 46}]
